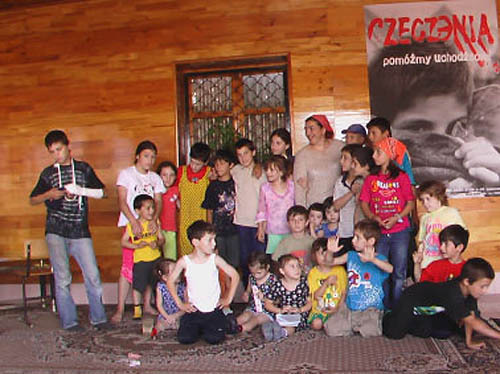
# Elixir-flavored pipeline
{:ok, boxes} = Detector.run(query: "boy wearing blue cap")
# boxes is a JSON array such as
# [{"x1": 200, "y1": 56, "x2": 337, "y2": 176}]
[{"x1": 342, "y1": 124, "x2": 367, "y2": 145}]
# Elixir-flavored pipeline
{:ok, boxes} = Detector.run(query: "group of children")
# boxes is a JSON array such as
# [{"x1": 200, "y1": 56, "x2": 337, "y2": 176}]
[
  {"x1": 104, "y1": 117, "x2": 500, "y2": 351},
  {"x1": 29, "y1": 111, "x2": 500, "y2": 356}
]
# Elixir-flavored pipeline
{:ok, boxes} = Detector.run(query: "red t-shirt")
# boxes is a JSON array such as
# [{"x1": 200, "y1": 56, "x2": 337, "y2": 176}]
[
  {"x1": 359, "y1": 171, "x2": 415, "y2": 234},
  {"x1": 420, "y1": 259, "x2": 465, "y2": 283},
  {"x1": 159, "y1": 185, "x2": 179, "y2": 231}
]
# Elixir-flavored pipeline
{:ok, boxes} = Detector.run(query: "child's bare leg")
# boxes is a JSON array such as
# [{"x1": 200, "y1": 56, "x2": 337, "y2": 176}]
[
  {"x1": 284, "y1": 326, "x2": 296, "y2": 336},
  {"x1": 241, "y1": 313, "x2": 271, "y2": 332},
  {"x1": 143, "y1": 286, "x2": 157, "y2": 315},
  {"x1": 311, "y1": 318, "x2": 324, "y2": 331},
  {"x1": 132, "y1": 288, "x2": 142, "y2": 305},
  {"x1": 111, "y1": 275, "x2": 130, "y2": 323},
  {"x1": 236, "y1": 311, "x2": 253, "y2": 325},
  {"x1": 155, "y1": 318, "x2": 167, "y2": 332}
]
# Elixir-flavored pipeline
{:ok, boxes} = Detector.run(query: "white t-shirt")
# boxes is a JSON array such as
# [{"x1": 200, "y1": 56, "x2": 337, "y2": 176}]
[
  {"x1": 184, "y1": 253, "x2": 220, "y2": 312},
  {"x1": 333, "y1": 176, "x2": 356, "y2": 238},
  {"x1": 116, "y1": 166, "x2": 165, "y2": 227}
]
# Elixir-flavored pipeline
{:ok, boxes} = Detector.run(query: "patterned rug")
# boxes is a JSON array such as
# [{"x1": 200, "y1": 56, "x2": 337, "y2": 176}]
[{"x1": 0, "y1": 306, "x2": 499, "y2": 373}]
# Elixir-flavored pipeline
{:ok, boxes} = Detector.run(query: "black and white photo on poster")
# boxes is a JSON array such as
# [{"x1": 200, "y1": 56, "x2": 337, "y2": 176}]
[{"x1": 364, "y1": 0, "x2": 500, "y2": 197}]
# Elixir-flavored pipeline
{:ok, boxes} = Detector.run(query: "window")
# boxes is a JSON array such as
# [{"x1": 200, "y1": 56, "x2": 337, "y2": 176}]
[{"x1": 176, "y1": 55, "x2": 291, "y2": 163}]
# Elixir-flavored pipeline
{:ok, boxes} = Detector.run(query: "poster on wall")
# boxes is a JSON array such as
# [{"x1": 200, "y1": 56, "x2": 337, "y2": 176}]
[{"x1": 364, "y1": 0, "x2": 500, "y2": 197}]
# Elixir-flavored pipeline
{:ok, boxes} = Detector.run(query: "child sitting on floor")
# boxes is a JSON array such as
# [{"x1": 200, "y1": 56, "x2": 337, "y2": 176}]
[
  {"x1": 383, "y1": 258, "x2": 500, "y2": 348},
  {"x1": 308, "y1": 238, "x2": 348, "y2": 332},
  {"x1": 152, "y1": 259, "x2": 186, "y2": 336},
  {"x1": 325, "y1": 219, "x2": 393, "y2": 337},
  {"x1": 413, "y1": 180, "x2": 466, "y2": 278},
  {"x1": 414, "y1": 225, "x2": 469, "y2": 283},
  {"x1": 228, "y1": 252, "x2": 278, "y2": 334},
  {"x1": 167, "y1": 220, "x2": 240, "y2": 345},
  {"x1": 262, "y1": 254, "x2": 312, "y2": 341}
]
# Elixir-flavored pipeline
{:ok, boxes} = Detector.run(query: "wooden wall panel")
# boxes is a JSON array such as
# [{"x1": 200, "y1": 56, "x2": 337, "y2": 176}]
[{"x1": 0, "y1": 0, "x2": 499, "y2": 285}]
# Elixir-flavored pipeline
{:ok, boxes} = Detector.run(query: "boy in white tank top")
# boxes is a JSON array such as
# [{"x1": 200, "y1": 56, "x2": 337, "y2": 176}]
[{"x1": 167, "y1": 220, "x2": 240, "y2": 344}]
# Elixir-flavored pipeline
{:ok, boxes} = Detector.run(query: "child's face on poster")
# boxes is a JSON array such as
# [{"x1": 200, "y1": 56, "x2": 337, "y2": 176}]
[
  {"x1": 392, "y1": 95, "x2": 468, "y2": 139},
  {"x1": 391, "y1": 94, "x2": 470, "y2": 184}
]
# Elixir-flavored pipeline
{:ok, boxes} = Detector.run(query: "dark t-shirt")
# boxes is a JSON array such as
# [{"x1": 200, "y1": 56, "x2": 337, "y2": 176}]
[
  {"x1": 201, "y1": 179, "x2": 237, "y2": 236},
  {"x1": 30, "y1": 160, "x2": 104, "y2": 239},
  {"x1": 401, "y1": 279, "x2": 478, "y2": 322}
]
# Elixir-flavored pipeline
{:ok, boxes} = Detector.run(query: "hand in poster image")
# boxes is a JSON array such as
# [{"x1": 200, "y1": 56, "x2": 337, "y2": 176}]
[{"x1": 457, "y1": 84, "x2": 500, "y2": 185}]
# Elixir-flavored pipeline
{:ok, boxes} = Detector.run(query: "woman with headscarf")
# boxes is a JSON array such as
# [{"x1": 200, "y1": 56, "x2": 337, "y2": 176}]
[{"x1": 294, "y1": 115, "x2": 344, "y2": 207}]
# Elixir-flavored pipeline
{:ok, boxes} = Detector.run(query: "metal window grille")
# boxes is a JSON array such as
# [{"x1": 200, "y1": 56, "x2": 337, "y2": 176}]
[{"x1": 186, "y1": 69, "x2": 290, "y2": 162}]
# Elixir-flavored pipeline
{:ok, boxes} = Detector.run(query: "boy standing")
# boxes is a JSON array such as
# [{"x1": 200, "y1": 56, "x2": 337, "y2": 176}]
[
  {"x1": 29, "y1": 130, "x2": 107, "y2": 331},
  {"x1": 384, "y1": 258, "x2": 500, "y2": 349},
  {"x1": 167, "y1": 220, "x2": 240, "y2": 345},
  {"x1": 121, "y1": 194, "x2": 164, "y2": 319},
  {"x1": 232, "y1": 138, "x2": 266, "y2": 286},
  {"x1": 202, "y1": 150, "x2": 239, "y2": 268},
  {"x1": 272, "y1": 205, "x2": 314, "y2": 269},
  {"x1": 325, "y1": 219, "x2": 393, "y2": 337},
  {"x1": 177, "y1": 142, "x2": 212, "y2": 257},
  {"x1": 414, "y1": 225, "x2": 468, "y2": 283},
  {"x1": 366, "y1": 117, "x2": 415, "y2": 185}
]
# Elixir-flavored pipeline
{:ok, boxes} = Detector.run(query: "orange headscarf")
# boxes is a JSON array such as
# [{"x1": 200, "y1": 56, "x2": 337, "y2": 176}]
[{"x1": 375, "y1": 137, "x2": 407, "y2": 166}]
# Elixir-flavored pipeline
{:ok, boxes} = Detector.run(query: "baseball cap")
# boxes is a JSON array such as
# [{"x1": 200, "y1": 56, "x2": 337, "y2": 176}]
[{"x1": 341, "y1": 124, "x2": 367, "y2": 136}]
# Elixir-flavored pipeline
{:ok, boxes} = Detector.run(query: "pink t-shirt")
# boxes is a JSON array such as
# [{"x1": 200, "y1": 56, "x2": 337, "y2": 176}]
[
  {"x1": 255, "y1": 179, "x2": 295, "y2": 235},
  {"x1": 159, "y1": 186, "x2": 179, "y2": 232},
  {"x1": 359, "y1": 172, "x2": 414, "y2": 234}
]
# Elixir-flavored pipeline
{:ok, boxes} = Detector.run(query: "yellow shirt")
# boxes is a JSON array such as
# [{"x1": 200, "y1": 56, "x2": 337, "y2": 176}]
[
  {"x1": 178, "y1": 165, "x2": 210, "y2": 256},
  {"x1": 308, "y1": 265, "x2": 347, "y2": 316},
  {"x1": 126, "y1": 221, "x2": 161, "y2": 263}
]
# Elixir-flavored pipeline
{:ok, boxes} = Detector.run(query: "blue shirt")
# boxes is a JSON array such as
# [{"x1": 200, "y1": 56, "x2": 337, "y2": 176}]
[
  {"x1": 346, "y1": 251, "x2": 389, "y2": 311},
  {"x1": 320, "y1": 222, "x2": 338, "y2": 238}
]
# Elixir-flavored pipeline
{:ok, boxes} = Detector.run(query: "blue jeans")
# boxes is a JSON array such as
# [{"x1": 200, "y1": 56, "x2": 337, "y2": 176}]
[
  {"x1": 237, "y1": 225, "x2": 266, "y2": 288},
  {"x1": 46, "y1": 234, "x2": 107, "y2": 329},
  {"x1": 376, "y1": 228, "x2": 410, "y2": 309}
]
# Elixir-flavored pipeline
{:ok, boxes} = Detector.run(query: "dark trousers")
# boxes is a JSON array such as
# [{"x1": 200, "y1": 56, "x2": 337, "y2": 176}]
[
  {"x1": 383, "y1": 297, "x2": 458, "y2": 340},
  {"x1": 177, "y1": 309, "x2": 226, "y2": 345},
  {"x1": 237, "y1": 225, "x2": 266, "y2": 288},
  {"x1": 216, "y1": 233, "x2": 240, "y2": 269}
]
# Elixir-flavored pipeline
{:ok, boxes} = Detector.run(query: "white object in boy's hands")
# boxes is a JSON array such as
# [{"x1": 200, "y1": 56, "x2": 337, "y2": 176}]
[
  {"x1": 65, "y1": 183, "x2": 104, "y2": 198},
  {"x1": 252, "y1": 285, "x2": 263, "y2": 313}
]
